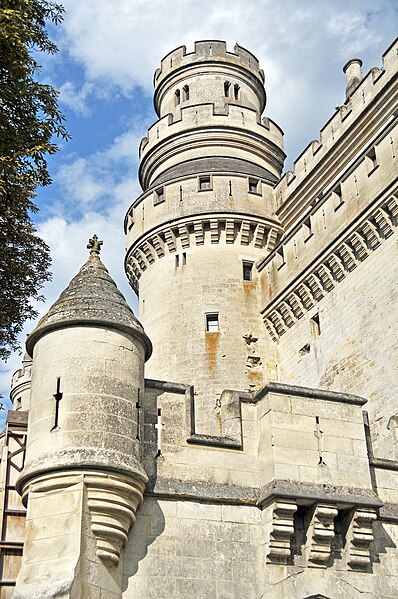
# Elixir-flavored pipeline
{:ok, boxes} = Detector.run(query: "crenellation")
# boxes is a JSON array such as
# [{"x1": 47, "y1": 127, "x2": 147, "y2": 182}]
[
  {"x1": 154, "y1": 41, "x2": 263, "y2": 89},
  {"x1": 275, "y1": 37, "x2": 398, "y2": 224}
]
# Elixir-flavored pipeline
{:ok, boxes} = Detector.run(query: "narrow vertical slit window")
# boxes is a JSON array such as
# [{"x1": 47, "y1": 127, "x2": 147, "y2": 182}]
[
  {"x1": 183, "y1": 85, "x2": 190, "y2": 101},
  {"x1": 206, "y1": 313, "x2": 219, "y2": 332},
  {"x1": 175, "y1": 254, "x2": 179, "y2": 268},
  {"x1": 182, "y1": 252, "x2": 187, "y2": 266},
  {"x1": 243, "y1": 261, "x2": 253, "y2": 281},
  {"x1": 311, "y1": 313, "x2": 321, "y2": 337},
  {"x1": 224, "y1": 81, "x2": 231, "y2": 97},
  {"x1": 234, "y1": 84, "x2": 240, "y2": 100},
  {"x1": 175, "y1": 89, "x2": 181, "y2": 105}
]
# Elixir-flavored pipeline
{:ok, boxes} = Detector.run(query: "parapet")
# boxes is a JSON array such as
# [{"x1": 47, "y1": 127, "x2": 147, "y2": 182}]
[
  {"x1": 154, "y1": 40, "x2": 265, "y2": 89},
  {"x1": 276, "y1": 36, "x2": 398, "y2": 225}
]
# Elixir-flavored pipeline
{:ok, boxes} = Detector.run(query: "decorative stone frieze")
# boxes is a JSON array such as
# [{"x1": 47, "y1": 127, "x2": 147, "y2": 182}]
[
  {"x1": 126, "y1": 214, "x2": 282, "y2": 292},
  {"x1": 263, "y1": 194, "x2": 398, "y2": 341}
]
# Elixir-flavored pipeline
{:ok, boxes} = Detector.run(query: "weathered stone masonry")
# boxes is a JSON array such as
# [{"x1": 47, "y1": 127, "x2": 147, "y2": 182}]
[{"x1": 1, "y1": 38, "x2": 398, "y2": 599}]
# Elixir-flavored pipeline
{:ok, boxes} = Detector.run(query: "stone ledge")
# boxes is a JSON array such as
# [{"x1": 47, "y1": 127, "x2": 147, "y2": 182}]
[
  {"x1": 251, "y1": 381, "x2": 367, "y2": 406},
  {"x1": 258, "y1": 480, "x2": 383, "y2": 509}
]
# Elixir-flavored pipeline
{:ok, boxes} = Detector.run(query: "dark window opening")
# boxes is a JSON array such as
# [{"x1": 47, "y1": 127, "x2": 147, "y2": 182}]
[
  {"x1": 224, "y1": 81, "x2": 231, "y2": 97},
  {"x1": 234, "y1": 84, "x2": 240, "y2": 100},
  {"x1": 206, "y1": 313, "x2": 219, "y2": 332},
  {"x1": 182, "y1": 252, "x2": 187, "y2": 265},
  {"x1": 154, "y1": 187, "x2": 164, "y2": 205},
  {"x1": 303, "y1": 216, "x2": 313, "y2": 241},
  {"x1": 366, "y1": 147, "x2": 378, "y2": 172},
  {"x1": 248, "y1": 178, "x2": 259, "y2": 193},
  {"x1": 311, "y1": 313, "x2": 321, "y2": 337},
  {"x1": 276, "y1": 245, "x2": 286, "y2": 270},
  {"x1": 333, "y1": 184, "x2": 344, "y2": 211},
  {"x1": 175, "y1": 89, "x2": 181, "y2": 105},
  {"x1": 199, "y1": 176, "x2": 211, "y2": 190},
  {"x1": 183, "y1": 85, "x2": 190, "y2": 101},
  {"x1": 243, "y1": 261, "x2": 253, "y2": 281}
]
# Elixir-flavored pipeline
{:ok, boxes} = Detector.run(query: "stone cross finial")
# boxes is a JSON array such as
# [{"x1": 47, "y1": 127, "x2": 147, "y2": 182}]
[{"x1": 87, "y1": 234, "x2": 103, "y2": 256}]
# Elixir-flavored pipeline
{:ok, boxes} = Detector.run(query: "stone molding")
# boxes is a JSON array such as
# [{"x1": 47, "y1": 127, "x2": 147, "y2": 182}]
[
  {"x1": 126, "y1": 213, "x2": 282, "y2": 292},
  {"x1": 305, "y1": 503, "x2": 338, "y2": 568},
  {"x1": 264, "y1": 500, "x2": 297, "y2": 563},
  {"x1": 346, "y1": 508, "x2": 377, "y2": 570},
  {"x1": 263, "y1": 194, "x2": 398, "y2": 341},
  {"x1": 19, "y1": 469, "x2": 146, "y2": 568}
]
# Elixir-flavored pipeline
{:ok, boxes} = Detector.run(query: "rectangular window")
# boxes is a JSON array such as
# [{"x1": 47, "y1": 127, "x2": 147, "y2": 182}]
[
  {"x1": 276, "y1": 245, "x2": 286, "y2": 270},
  {"x1": 248, "y1": 178, "x2": 259, "y2": 194},
  {"x1": 127, "y1": 214, "x2": 134, "y2": 230},
  {"x1": 311, "y1": 313, "x2": 321, "y2": 338},
  {"x1": 199, "y1": 176, "x2": 211, "y2": 191},
  {"x1": 333, "y1": 184, "x2": 344, "y2": 211},
  {"x1": 182, "y1": 252, "x2": 187, "y2": 265},
  {"x1": 303, "y1": 216, "x2": 313, "y2": 241},
  {"x1": 366, "y1": 147, "x2": 378, "y2": 173},
  {"x1": 206, "y1": 313, "x2": 219, "y2": 332},
  {"x1": 154, "y1": 187, "x2": 165, "y2": 205},
  {"x1": 243, "y1": 261, "x2": 253, "y2": 281}
]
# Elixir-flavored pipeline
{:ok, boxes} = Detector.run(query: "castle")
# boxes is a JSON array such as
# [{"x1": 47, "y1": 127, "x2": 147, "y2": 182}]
[{"x1": 1, "y1": 38, "x2": 398, "y2": 598}]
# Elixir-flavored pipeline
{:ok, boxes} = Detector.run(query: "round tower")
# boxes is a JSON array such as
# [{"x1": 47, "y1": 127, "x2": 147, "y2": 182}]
[
  {"x1": 125, "y1": 41, "x2": 285, "y2": 434},
  {"x1": 17, "y1": 236, "x2": 152, "y2": 568}
]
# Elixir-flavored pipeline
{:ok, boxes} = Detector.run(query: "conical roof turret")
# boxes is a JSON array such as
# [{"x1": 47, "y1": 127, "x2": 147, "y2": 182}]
[{"x1": 26, "y1": 235, "x2": 152, "y2": 359}]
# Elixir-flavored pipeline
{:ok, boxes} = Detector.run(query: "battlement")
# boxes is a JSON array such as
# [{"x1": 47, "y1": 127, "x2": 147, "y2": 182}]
[
  {"x1": 276, "y1": 36, "x2": 398, "y2": 222},
  {"x1": 140, "y1": 102, "x2": 284, "y2": 157},
  {"x1": 154, "y1": 40, "x2": 265, "y2": 89}
]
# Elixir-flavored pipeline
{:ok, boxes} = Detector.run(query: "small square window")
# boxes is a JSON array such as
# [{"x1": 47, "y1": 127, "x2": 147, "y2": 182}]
[
  {"x1": 199, "y1": 176, "x2": 211, "y2": 191},
  {"x1": 206, "y1": 313, "x2": 219, "y2": 332},
  {"x1": 154, "y1": 187, "x2": 165, "y2": 205},
  {"x1": 248, "y1": 178, "x2": 259, "y2": 194},
  {"x1": 243, "y1": 261, "x2": 253, "y2": 281}
]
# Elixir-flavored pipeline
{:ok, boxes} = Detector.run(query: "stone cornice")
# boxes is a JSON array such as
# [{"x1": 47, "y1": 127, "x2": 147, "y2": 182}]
[{"x1": 125, "y1": 212, "x2": 283, "y2": 293}]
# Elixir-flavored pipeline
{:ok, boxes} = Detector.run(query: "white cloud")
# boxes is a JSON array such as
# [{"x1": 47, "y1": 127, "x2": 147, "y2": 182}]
[
  {"x1": 59, "y1": 81, "x2": 95, "y2": 116},
  {"x1": 56, "y1": 0, "x2": 396, "y2": 164}
]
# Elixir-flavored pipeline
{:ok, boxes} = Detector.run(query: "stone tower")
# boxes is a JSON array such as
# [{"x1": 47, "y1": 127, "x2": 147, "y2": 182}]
[
  {"x1": 2, "y1": 37, "x2": 398, "y2": 599},
  {"x1": 13, "y1": 237, "x2": 151, "y2": 598},
  {"x1": 125, "y1": 41, "x2": 285, "y2": 433}
]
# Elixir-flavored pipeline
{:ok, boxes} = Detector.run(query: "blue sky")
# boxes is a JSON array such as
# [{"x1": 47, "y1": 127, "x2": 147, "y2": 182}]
[{"x1": 1, "y1": 0, "x2": 397, "y2": 424}]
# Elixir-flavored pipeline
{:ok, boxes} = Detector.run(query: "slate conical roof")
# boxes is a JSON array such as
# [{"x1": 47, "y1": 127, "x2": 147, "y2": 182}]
[{"x1": 26, "y1": 235, "x2": 152, "y2": 359}]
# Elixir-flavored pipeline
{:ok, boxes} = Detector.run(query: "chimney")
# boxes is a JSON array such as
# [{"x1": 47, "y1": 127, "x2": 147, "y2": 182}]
[{"x1": 343, "y1": 58, "x2": 363, "y2": 100}]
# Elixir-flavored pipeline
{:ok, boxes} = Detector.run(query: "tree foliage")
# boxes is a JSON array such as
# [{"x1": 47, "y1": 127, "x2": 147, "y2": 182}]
[{"x1": 0, "y1": 0, "x2": 69, "y2": 360}]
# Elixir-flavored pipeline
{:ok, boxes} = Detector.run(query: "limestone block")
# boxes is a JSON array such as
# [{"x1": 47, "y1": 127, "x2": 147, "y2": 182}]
[{"x1": 264, "y1": 500, "x2": 298, "y2": 563}]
